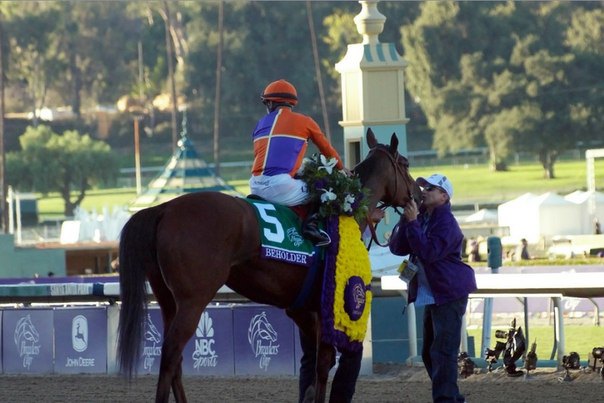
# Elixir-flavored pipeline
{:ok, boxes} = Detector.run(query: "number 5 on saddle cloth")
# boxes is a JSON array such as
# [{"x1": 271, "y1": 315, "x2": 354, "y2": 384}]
[{"x1": 244, "y1": 197, "x2": 317, "y2": 267}]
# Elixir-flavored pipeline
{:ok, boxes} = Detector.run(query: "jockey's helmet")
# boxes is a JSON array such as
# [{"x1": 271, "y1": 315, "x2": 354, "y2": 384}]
[{"x1": 261, "y1": 79, "x2": 298, "y2": 107}]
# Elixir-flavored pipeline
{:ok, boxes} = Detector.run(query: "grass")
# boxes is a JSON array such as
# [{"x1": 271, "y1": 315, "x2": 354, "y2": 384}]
[
  {"x1": 408, "y1": 159, "x2": 604, "y2": 205},
  {"x1": 38, "y1": 188, "x2": 140, "y2": 219},
  {"x1": 37, "y1": 180, "x2": 252, "y2": 219},
  {"x1": 36, "y1": 158, "x2": 603, "y2": 219}
]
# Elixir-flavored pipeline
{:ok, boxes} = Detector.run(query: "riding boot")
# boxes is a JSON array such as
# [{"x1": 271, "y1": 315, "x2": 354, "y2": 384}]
[{"x1": 301, "y1": 213, "x2": 331, "y2": 246}]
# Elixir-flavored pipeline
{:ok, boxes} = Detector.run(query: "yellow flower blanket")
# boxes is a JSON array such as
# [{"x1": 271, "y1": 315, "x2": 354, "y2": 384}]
[{"x1": 321, "y1": 215, "x2": 372, "y2": 351}]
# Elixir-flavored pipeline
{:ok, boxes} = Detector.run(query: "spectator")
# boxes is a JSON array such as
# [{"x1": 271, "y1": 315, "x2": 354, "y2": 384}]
[
  {"x1": 468, "y1": 238, "x2": 481, "y2": 262},
  {"x1": 389, "y1": 173, "x2": 476, "y2": 403},
  {"x1": 517, "y1": 238, "x2": 530, "y2": 261}
]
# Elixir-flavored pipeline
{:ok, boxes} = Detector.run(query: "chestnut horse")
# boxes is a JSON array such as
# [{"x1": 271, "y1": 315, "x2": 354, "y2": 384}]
[{"x1": 117, "y1": 129, "x2": 420, "y2": 402}]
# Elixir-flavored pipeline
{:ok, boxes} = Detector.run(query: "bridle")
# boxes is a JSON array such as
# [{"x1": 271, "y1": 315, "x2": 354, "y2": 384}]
[{"x1": 358, "y1": 146, "x2": 414, "y2": 249}]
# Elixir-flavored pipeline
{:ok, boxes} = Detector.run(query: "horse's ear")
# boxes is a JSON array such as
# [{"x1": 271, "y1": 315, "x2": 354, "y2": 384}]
[
  {"x1": 367, "y1": 128, "x2": 378, "y2": 149},
  {"x1": 389, "y1": 133, "x2": 399, "y2": 153}
]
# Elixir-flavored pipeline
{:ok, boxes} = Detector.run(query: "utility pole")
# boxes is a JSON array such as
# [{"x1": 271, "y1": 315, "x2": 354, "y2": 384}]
[
  {"x1": 0, "y1": 14, "x2": 7, "y2": 233},
  {"x1": 306, "y1": 1, "x2": 331, "y2": 141},
  {"x1": 163, "y1": 0, "x2": 179, "y2": 153},
  {"x1": 212, "y1": 0, "x2": 224, "y2": 177}
]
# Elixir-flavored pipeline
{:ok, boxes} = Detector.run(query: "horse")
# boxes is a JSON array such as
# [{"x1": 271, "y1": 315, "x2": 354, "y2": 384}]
[{"x1": 117, "y1": 128, "x2": 421, "y2": 403}]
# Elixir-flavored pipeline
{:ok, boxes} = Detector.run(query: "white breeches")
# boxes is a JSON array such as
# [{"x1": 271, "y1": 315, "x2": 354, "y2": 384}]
[{"x1": 249, "y1": 174, "x2": 310, "y2": 206}]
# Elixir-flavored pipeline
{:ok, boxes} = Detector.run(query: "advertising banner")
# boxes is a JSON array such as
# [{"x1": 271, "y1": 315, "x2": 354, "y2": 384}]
[
  {"x1": 182, "y1": 305, "x2": 234, "y2": 376},
  {"x1": 54, "y1": 307, "x2": 107, "y2": 374},
  {"x1": 233, "y1": 304, "x2": 296, "y2": 375},
  {"x1": 137, "y1": 306, "x2": 163, "y2": 374},
  {"x1": 2, "y1": 309, "x2": 54, "y2": 373},
  {"x1": 0, "y1": 310, "x2": 3, "y2": 373}
]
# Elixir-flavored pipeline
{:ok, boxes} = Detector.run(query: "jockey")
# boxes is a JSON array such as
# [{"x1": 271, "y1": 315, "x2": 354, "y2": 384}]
[{"x1": 249, "y1": 79, "x2": 345, "y2": 246}]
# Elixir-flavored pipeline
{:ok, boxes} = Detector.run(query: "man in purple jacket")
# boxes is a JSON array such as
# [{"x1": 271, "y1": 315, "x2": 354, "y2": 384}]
[{"x1": 389, "y1": 173, "x2": 477, "y2": 403}]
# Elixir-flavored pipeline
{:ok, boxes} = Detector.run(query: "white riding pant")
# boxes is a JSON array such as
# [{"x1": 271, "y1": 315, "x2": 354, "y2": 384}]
[{"x1": 249, "y1": 174, "x2": 310, "y2": 206}]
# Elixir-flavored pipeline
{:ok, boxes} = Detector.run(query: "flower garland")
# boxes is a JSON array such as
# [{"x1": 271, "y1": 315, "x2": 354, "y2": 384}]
[
  {"x1": 321, "y1": 215, "x2": 372, "y2": 351},
  {"x1": 299, "y1": 154, "x2": 369, "y2": 222}
]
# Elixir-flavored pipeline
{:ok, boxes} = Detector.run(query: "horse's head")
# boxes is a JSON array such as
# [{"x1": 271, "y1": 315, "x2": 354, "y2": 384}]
[{"x1": 353, "y1": 128, "x2": 421, "y2": 210}]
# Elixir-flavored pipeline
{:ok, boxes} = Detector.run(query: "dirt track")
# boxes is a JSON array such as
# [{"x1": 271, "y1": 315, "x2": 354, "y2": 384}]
[{"x1": 0, "y1": 365, "x2": 602, "y2": 402}]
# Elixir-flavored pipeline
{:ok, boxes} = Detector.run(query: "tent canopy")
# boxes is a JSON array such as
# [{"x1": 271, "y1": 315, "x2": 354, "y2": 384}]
[
  {"x1": 564, "y1": 190, "x2": 604, "y2": 234},
  {"x1": 129, "y1": 117, "x2": 242, "y2": 211},
  {"x1": 498, "y1": 192, "x2": 586, "y2": 242},
  {"x1": 464, "y1": 208, "x2": 498, "y2": 224}
]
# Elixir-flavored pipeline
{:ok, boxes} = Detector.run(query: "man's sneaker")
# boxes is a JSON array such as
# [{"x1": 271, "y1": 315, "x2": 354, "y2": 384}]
[{"x1": 506, "y1": 368, "x2": 524, "y2": 377}]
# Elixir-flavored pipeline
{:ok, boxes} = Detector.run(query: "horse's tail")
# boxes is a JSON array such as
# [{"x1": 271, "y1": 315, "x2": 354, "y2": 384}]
[{"x1": 117, "y1": 205, "x2": 163, "y2": 379}]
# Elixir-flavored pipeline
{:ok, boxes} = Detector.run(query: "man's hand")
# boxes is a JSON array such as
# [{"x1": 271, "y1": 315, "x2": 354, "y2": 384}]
[
  {"x1": 403, "y1": 199, "x2": 419, "y2": 222},
  {"x1": 340, "y1": 167, "x2": 353, "y2": 177}
]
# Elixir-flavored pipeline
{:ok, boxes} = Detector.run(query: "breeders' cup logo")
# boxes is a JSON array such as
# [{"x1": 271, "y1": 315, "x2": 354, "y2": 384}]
[
  {"x1": 287, "y1": 227, "x2": 304, "y2": 247},
  {"x1": 142, "y1": 313, "x2": 162, "y2": 370},
  {"x1": 247, "y1": 311, "x2": 279, "y2": 371},
  {"x1": 72, "y1": 315, "x2": 88, "y2": 352},
  {"x1": 344, "y1": 276, "x2": 367, "y2": 321},
  {"x1": 192, "y1": 311, "x2": 218, "y2": 369},
  {"x1": 564, "y1": 297, "x2": 581, "y2": 313},
  {"x1": 14, "y1": 314, "x2": 41, "y2": 369}
]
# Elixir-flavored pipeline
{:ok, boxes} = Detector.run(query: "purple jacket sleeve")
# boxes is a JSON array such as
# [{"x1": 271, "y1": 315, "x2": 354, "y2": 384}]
[
  {"x1": 389, "y1": 217, "x2": 420, "y2": 256},
  {"x1": 409, "y1": 218, "x2": 458, "y2": 264}
]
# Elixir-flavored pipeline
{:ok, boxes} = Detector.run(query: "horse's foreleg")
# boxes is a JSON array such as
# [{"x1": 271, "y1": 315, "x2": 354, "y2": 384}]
[{"x1": 314, "y1": 341, "x2": 336, "y2": 403}]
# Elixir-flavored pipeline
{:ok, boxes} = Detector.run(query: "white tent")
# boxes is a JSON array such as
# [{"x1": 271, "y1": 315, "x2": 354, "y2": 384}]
[
  {"x1": 464, "y1": 208, "x2": 498, "y2": 224},
  {"x1": 564, "y1": 190, "x2": 604, "y2": 234},
  {"x1": 532, "y1": 192, "x2": 583, "y2": 239},
  {"x1": 497, "y1": 193, "x2": 537, "y2": 241},
  {"x1": 498, "y1": 192, "x2": 583, "y2": 243}
]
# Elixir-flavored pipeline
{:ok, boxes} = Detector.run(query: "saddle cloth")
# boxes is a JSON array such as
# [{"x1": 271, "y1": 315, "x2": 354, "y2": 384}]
[{"x1": 243, "y1": 197, "x2": 315, "y2": 267}]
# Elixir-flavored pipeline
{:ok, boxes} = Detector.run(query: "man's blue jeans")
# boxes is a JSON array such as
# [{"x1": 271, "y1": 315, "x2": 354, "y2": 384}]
[{"x1": 422, "y1": 297, "x2": 468, "y2": 403}]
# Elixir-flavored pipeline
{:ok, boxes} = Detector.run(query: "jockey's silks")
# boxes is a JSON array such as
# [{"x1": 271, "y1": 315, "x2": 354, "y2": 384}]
[{"x1": 251, "y1": 107, "x2": 343, "y2": 177}]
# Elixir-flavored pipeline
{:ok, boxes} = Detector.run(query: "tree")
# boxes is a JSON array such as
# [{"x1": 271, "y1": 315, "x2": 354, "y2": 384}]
[
  {"x1": 54, "y1": 2, "x2": 143, "y2": 110},
  {"x1": 4, "y1": 2, "x2": 64, "y2": 123},
  {"x1": 6, "y1": 125, "x2": 117, "y2": 216},
  {"x1": 182, "y1": 1, "x2": 332, "y2": 148},
  {"x1": 401, "y1": 2, "x2": 604, "y2": 176}
]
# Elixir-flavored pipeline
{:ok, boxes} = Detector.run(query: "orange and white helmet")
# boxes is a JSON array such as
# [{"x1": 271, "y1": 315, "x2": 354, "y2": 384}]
[{"x1": 261, "y1": 79, "x2": 298, "y2": 106}]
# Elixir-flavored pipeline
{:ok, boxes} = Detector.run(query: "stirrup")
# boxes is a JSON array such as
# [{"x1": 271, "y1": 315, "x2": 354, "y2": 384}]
[
  {"x1": 302, "y1": 226, "x2": 331, "y2": 247},
  {"x1": 314, "y1": 230, "x2": 331, "y2": 247}
]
